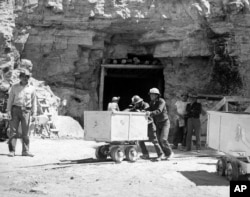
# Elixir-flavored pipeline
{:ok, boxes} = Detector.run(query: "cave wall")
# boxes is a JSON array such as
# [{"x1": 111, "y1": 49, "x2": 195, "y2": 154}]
[
  {"x1": 162, "y1": 57, "x2": 213, "y2": 121},
  {"x1": 1, "y1": 0, "x2": 250, "y2": 127},
  {"x1": 20, "y1": 28, "x2": 101, "y2": 121}
]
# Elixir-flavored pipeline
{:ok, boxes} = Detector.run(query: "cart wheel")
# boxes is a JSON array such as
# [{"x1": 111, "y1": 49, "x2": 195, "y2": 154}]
[
  {"x1": 125, "y1": 146, "x2": 138, "y2": 162},
  {"x1": 216, "y1": 157, "x2": 226, "y2": 176},
  {"x1": 110, "y1": 146, "x2": 124, "y2": 163},
  {"x1": 95, "y1": 145, "x2": 108, "y2": 160},
  {"x1": 225, "y1": 161, "x2": 239, "y2": 181}
]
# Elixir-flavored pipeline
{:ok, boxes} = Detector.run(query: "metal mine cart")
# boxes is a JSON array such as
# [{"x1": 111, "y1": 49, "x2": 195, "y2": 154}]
[
  {"x1": 84, "y1": 111, "x2": 148, "y2": 163},
  {"x1": 207, "y1": 111, "x2": 250, "y2": 181}
]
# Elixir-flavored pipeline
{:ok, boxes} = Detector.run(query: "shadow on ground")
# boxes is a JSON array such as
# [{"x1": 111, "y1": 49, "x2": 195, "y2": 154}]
[
  {"x1": 17, "y1": 158, "x2": 114, "y2": 169},
  {"x1": 16, "y1": 157, "x2": 165, "y2": 171},
  {"x1": 179, "y1": 170, "x2": 229, "y2": 186}
]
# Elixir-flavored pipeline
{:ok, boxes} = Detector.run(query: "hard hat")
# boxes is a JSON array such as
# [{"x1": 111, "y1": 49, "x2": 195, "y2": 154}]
[
  {"x1": 148, "y1": 88, "x2": 160, "y2": 95},
  {"x1": 131, "y1": 95, "x2": 143, "y2": 104},
  {"x1": 112, "y1": 96, "x2": 120, "y2": 102}
]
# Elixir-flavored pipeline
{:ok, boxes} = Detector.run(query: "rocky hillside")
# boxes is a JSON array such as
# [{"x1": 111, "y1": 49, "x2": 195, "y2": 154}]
[
  {"x1": 1, "y1": 0, "x2": 250, "y2": 125},
  {"x1": 0, "y1": 0, "x2": 17, "y2": 75}
]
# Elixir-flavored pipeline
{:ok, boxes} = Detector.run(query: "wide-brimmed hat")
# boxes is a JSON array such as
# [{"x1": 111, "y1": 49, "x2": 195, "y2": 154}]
[
  {"x1": 112, "y1": 96, "x2": 120, "y2": 102},
  {"x1": 131, "y1": 95, "x2": 143, "y2": 104}
]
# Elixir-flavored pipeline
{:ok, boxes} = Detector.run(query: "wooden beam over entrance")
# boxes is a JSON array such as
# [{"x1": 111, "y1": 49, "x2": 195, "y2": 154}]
[
  {"x1": 101, "y1": 64, "x2": 164, "y2": 69},
  {"x1": 99, "y1": 66, "x2": 106, "y2": 110}
]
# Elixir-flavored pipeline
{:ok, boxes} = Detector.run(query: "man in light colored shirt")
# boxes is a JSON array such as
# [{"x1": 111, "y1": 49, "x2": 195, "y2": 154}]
[
  {"x1": 7, "y1": 68, "x2": 37, "y2": 157},
  {"x1": 172, "y1": 91, "x2": 189, "y2": 149}
]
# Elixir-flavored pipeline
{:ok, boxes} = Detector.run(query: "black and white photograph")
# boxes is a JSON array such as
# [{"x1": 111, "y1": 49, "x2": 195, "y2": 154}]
[{"x1": 0, "y1": 0, "x2": 250, "y2": 197}]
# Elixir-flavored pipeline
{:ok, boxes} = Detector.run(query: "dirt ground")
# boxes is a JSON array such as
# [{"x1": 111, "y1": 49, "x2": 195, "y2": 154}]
[{"x1": 0, "y1": 137, "x2": 229, "y2": 197}]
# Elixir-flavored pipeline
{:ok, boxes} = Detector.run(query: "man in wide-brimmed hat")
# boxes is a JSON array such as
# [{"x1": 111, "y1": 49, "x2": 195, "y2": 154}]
[
  {"x1": 184, "y1": 92, "x2": 202, "y2": 152},
  {"x1": 130, "y1": 95, "x2": 148, "y2": 112},
  {"x1": 6, "y1": 68, "x2": 37, "y2": 157},
  {"x1": 128, "y1": 95, "x2": 151, "y2": 158}
]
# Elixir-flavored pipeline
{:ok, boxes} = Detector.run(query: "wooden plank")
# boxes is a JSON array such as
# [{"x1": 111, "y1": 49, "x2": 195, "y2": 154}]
[
  {"x1": 211, "y1": 97, "x2": 227, "y2": 111},
  {"x1": 224, "y1": 96, "x2": 250, "y2": 103},
  {"x1": 200, "y1": 97, "x2": 226, "y2": 129},
  {"x1": 107, "y1": 74, "x2": 154, "y2": 79},
  {"x1": 102, "y1": 64, "x2": 164, "y2": 69},
  {"x1": 225, "y1": 102, "x2": 229, "y2": 112},
  {"x1": 198, "y1": 94, "x2": 224, "y2": 100},
  {"x1": 98, "y1": 66, "x2": 105, "y2": 110}
]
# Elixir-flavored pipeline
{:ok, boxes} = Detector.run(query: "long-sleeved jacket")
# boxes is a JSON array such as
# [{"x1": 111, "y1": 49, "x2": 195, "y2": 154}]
[
  {"x1": 147, "y1": 98, "x2": 168, "y2": 123},
  {"x1": 186, "y1": 102, "x2": 201, "y2": 119}
]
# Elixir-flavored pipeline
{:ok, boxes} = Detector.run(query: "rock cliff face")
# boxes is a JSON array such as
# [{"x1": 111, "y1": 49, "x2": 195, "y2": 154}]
[
  {"x1": 1, "y1": 0, "x2": 250, "y2": 126},
  {"x1": 0, "y1": 0, "x2": 18, "y2": 76}
]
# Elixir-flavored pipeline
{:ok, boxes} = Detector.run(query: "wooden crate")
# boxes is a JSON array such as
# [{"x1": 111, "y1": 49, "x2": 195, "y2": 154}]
[{"x1": 84, "y1": 111, "x2": 148, "y2": 142}]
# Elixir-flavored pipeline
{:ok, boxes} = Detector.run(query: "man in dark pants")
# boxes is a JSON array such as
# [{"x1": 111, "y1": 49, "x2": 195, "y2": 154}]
[
  {"x1": 128, "y1": 95, "x2": 164, "y2": 160},
  {"x1": 185, "y1": 92, "x2": 202, "y2": 152},
  {"x1": 146, "y1": 88, "x2": 173, "y2": 161},
  {"x1": 6, "y1": 68, "x2": 37, "y2": 157}
]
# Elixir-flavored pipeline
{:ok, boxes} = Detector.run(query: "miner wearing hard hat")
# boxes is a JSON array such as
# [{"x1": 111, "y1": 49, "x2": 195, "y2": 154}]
[
  {"x1": 130, "y1": 95, "x2": 148, "y2": 112},
  {"x1": 146, "y1": 87, "x2": 173, "y2": 161},
  {"x1": 129, "y1": 95, "x2": 165, "y2": 160}
]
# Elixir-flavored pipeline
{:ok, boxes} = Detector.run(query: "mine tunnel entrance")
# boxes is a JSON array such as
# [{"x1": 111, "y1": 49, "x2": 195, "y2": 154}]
[{"x1": 100, "y1": 64, "x2": 164, "y2": 110}]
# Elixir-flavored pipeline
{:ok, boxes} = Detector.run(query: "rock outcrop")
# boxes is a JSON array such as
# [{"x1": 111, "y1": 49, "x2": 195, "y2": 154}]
[
  {"x1": 0, "y1": 0, "x2": 17, "y2": 74},
  {"x1": 1, "y1": 0, "x2": 250, "y2": 127}
]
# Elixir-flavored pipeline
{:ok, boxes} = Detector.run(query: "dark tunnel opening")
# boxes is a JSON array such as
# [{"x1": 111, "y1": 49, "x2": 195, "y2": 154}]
[{"x1": 103, "y1": 68, "x2": 164, "y2": 110}]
